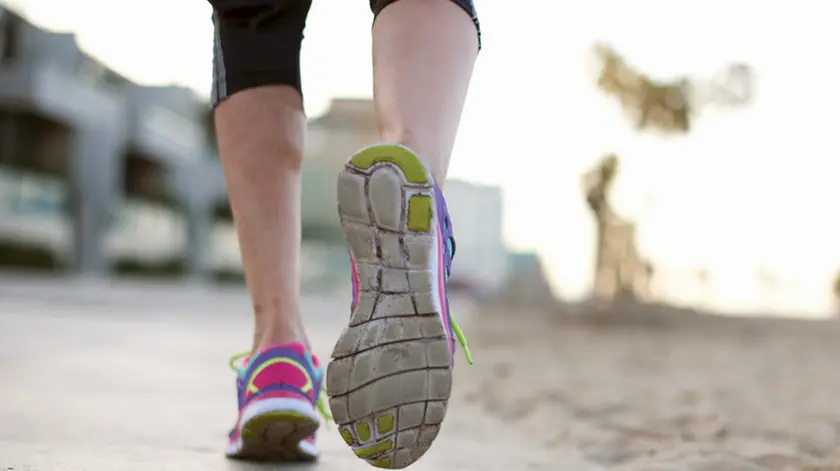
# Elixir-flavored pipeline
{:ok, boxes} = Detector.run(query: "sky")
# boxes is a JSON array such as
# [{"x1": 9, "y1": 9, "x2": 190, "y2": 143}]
[{"x1": 6, "y1": 0, "x2": 840, "y2": 316}]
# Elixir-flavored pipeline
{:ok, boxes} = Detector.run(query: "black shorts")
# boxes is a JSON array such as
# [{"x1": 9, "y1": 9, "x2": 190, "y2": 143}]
[{"x1": 209, "y1": 0, "x2": 480, "y2": 106}]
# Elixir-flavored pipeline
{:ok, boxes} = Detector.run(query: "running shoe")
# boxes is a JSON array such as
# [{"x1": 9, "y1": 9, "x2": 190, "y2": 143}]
[
  {"x1": 327, "y1": 143, "x2": 473, "y2": 469},
  {"x1": 226, "y1": 342, "x2": 331, "y2": 461}
]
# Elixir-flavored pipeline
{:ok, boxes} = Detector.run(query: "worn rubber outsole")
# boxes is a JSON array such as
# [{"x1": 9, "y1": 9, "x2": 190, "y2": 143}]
[
  {"x1": 226, "y1": 398, "x2": 319, "y2": 462},
  {"x1": 327, "y1": 144, "x2": 453, "y2": 469}
]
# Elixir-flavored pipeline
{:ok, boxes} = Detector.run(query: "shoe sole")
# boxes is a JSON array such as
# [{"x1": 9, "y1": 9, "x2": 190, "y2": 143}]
[
  {"x1": 226, "y1": 398, "x2": 319, "y2": 462},
  {"x1": 327, "y1": 144, "x2": 453, "y2": 469}
]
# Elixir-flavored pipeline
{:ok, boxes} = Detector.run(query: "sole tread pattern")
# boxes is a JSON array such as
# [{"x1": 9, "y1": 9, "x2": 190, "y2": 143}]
[
  {"x1": 228, "y1": 411, "x2": 318, "y2": 462},
  {"x1": 327, "y1": 144, "x2": 451, "y2": 469}
]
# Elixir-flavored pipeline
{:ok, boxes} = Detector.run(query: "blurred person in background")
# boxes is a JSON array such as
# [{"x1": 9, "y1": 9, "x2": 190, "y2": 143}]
[{"x1": 213, "y1": 0, "x2": 479, "y2": 467}]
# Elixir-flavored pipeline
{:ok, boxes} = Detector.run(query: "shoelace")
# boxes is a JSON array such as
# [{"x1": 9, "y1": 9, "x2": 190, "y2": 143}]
[
  {"x1": 228, "y1": 352, "x2": 333, "y2": 424},
  {"x1": 452, "y1": 318, "x2": 473, "y2": 365},
  {"x1": 444, "y1": 235, "x2": 473, "y2": 366}
]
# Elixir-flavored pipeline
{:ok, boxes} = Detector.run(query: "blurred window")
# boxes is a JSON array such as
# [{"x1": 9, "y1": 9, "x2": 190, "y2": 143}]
[{"x1": 0, "y1": 11, "x2": 20, "y2": 63}]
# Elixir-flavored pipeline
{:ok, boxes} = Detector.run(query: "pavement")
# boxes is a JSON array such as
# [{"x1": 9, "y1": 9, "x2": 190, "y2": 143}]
[{"x1": 0, "y1": 275, "x2": 555, "y2": 471}]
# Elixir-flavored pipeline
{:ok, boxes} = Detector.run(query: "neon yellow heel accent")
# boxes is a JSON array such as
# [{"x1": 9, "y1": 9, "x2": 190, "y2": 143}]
[
  {"x1": 349, "y1": 144, "x2": 429, "y2": 184},
  {"x1": 247, "y1": 357, "x2": 312, "y2": 395},
  {"x1": 407, "y1": 195, "x2": 432, "y2": 232}
]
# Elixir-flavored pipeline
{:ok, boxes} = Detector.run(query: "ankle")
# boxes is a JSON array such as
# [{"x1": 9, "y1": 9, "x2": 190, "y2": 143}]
[
  {"x1": 376, "y1": 133, "x2": 448, "y2": 183},
  {"x1": 252, "y1": 321, "x2": 309, "y2": 353}
]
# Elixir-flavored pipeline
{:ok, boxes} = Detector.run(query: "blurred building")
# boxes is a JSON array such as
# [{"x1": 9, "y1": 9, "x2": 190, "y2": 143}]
[
  {"x1": 444, "y1": 180, "x2": 508, "y2": 292},
  {"x1": 0, "y1": 5, "x2": 222, "y2": 278},
  {"x1": 300, "y1": 98, "x2": 379, "y2": 244},
  {"x1": 0, "y1": 6, "x2": 510, "y2": 293},
  {"x1": 496, "y1": 251, "x2": 556, "y2": 307}
]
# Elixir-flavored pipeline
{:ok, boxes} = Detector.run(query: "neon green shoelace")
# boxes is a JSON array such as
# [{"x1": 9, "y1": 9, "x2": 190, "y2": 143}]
[{"x1": 451, "y1": 318, "x2": 473, "y2": 365}]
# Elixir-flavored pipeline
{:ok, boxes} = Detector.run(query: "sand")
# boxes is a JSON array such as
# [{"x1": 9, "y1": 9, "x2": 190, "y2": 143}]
[
  {"x1": 4, "y1": 275, "x2": 840, "y2": 470},
  {"x1": 458, "y1": 302, "x2": 840, "y2": 471}
]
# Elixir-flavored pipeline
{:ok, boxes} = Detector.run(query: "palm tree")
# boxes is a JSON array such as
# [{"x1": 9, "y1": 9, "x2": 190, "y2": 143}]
[
  {"x1": 592, "y1": 43, "x2": 754, "y2": 133},
  {"x1": 582, "y1": 154, "x2": 620, "y2": 298},
  {"x1": 583, "y1": 153, "x2": 619, "y2": 219},
  {"x1": 585, "y1": 44, "x2": 754, "y2": 306},
  {"x1": 582, "y1": 154, "x2": 653, "y2": 301}
]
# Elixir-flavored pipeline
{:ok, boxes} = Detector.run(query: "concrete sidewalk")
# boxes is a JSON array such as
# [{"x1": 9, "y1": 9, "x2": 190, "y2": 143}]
[{"x1": 0, "y1": 278, "x2": 555, "y2": 471}]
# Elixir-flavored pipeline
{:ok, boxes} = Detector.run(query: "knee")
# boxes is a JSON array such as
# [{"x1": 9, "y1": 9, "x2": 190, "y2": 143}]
[
  {"x1": 209, "y1": 0, "x2": 312, "y2": 106},
  {"x1": 213, "y1": 86, "x2": 306, "y2": 163}
]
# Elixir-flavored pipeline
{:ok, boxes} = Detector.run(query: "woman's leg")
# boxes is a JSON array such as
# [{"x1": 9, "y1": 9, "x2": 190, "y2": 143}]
[
  {"x1": 210, "y1": 0, "x2": 325, "y2": 462},
  {"x1": 326, "y1": 1, "x2": 480, "y2": 468},
  {"x1": 372, "y1": 0, "x2": 479, "y2": 183}
]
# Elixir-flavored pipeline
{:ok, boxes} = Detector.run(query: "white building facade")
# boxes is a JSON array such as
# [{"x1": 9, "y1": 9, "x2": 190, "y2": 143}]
[{"x1": 443, "y1": 179, "x2": 508, "y2": 293}]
